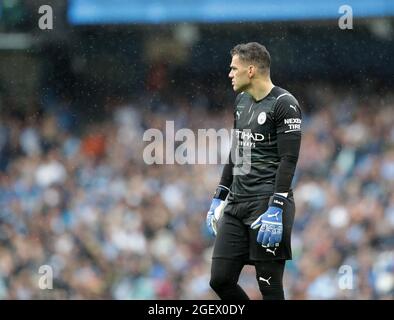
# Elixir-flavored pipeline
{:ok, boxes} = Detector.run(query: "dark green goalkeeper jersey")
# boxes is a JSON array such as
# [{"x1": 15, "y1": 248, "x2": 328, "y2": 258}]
[{"x1": 219, "y1": 86, "x2": 302, "y2": 203}]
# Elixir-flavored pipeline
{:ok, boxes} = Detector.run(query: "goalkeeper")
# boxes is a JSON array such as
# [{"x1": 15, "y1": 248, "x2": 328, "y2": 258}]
[{"x1": 206, "y1": 42, "x2": 302, "y2": 300}]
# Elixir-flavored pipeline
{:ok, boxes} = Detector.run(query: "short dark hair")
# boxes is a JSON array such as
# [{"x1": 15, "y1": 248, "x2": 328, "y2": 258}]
[{"x1": 230, "y1": 42, "x2": 271, "y2": 72}]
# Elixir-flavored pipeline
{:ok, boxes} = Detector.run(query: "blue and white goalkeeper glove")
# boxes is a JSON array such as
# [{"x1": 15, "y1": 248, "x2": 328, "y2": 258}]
[
  {"x1": 206, "y1": 186, "x2": 229, "y2": 236},
  {"x1": 251, "y1": 194, "x2": 287, "y2": 247}
]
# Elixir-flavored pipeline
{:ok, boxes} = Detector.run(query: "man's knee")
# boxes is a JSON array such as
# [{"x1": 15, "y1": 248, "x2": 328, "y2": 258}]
[
  {"x1": 210, "y1": 259, "x2": 241, "y2": 292},
  {"x1": 255, "y1": 260, "x2": 286, "y2": 300},
  {"x1": 210, "y1": 271, "x2": 234, "y2": 292}
]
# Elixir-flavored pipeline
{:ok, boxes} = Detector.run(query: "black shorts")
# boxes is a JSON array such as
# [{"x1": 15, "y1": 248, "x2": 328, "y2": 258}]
[{"x1": 212, "y1": 195, "x2": 295, "y2": 263}]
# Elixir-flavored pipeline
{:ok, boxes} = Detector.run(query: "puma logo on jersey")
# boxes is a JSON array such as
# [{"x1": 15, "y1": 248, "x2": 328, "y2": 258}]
[
  {"x1": 259, "y1": 276, "x2": 272, "y2": 286},
  {"x1": 290, "y1": 105, "x2": 297, "y2": 112},
  {"x1": 266, "y1": 248, "x2": 277, "y2": 256}
]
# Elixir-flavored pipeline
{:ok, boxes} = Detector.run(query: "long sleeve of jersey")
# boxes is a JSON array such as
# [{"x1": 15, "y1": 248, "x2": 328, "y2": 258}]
[
  {"x1": 219, "y1": 151, "x2": 234, "y2": 189},
  {"x1": 218, "y1": 93, "x2": 244, "y2": 189},
  {"x1": 273, "y1": 95, "x2": 302, "y2": 193}
]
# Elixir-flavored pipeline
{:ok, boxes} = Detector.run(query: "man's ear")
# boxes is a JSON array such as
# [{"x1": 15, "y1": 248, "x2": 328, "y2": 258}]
[{"x1": 248, "y1": 65, "x2": 256, "y2": 78}]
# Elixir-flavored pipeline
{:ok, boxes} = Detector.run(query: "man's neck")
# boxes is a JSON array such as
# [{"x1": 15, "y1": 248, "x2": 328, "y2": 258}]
[{"x1": 247, "y1": 79, "x2": 275, "y2": 102}]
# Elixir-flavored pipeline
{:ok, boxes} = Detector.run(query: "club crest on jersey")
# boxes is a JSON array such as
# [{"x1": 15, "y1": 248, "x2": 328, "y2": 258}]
[{"x1": 257, "y1": 112, "x2": 266, "y2": 125}]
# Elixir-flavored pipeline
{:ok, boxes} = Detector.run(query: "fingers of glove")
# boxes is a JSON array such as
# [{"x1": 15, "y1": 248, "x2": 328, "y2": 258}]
[
  {"x1": 206, "y1": 215, "x2": 215, "y2": 236},
  {"x1": 212, "y1": 219, "x2": 218, "y2": 236},
  {"x1": 206, "y1": 212, "x2": 212, "y2": 226},
  {"x1": 256, "y1": 224, "x2": 267, "y2": 243},
  {"x1": 268, "y1": 232, "x2": 277, "y2": 247},
  {"x1": 269, "y1": 232, "x2": 279, "y2": 247},
  {"x1": 256, "y1": 231, "x2": 264, "y2": 244},
  {"x1": 261, "y1": 230, "x2": 271, "y2": 247},
  {"x1": 251, "y1": 216, "x2": 262, "y2": 229},
  {"x1": 276, "y1": 227, "x2": 283, "y2": 245},
  {"x1": 273, "y1": 227, "x2": 283, "y2": 247}
]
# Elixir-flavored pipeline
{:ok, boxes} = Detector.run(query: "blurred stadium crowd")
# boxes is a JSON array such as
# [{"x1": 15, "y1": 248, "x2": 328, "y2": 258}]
[{"x1": 0, "y1": 81, "x2": 393, "y2": 300}]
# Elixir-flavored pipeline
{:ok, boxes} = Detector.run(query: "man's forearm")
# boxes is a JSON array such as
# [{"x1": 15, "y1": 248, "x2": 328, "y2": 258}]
[
  {"x1": 219, "y1": 153, "x2": 234, "y2": 190},
  {"x1": 274, "y1": 133, "x2": 300, "y2": 194},
  {"x1": 274, "y1": 155, "x2": 298, "y2": 194}
]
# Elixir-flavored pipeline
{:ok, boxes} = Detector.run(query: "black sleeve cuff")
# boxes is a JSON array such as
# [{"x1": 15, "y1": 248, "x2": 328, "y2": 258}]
[
  {"x1": 268, "y1": 194, "x2": 288, "y2": 210},
  {"x1": 213, "y1": 185, "x2": 230, "y2": 200}
]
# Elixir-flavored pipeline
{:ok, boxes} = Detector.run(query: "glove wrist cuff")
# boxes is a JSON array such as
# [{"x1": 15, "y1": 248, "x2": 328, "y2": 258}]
[
  {"x1": 268, "y1": 194, "x2": 287, "y2": 210},
  {"x1": 214, "y1": 185, "x2": 230, "y2": 201}
]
